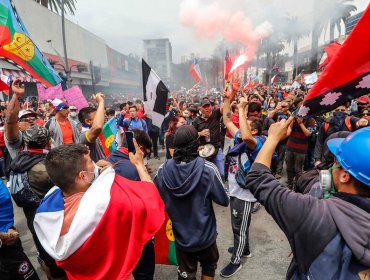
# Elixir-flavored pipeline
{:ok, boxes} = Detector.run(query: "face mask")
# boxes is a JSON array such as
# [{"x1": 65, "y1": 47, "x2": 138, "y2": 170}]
[
  {"x1": 83, "y1": 162, "x2": 101, "y2": 184},
  {"x1": 70, "y1": 112, "x2": 77, "y2": 118},
  {"x1": 333, "y1": 111, "x2": 347, "y2": 119},
  {"x1": 270, "y1": 103, "x2": 276, "y2": 108},
  {"x1": 319, "y1": 167, "x2": 337, "y2": 199}
]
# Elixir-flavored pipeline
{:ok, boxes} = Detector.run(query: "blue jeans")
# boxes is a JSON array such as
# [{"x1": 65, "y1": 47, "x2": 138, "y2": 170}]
[{"x1": 210, "y1": 149, "x2": 225, "y2": 180}]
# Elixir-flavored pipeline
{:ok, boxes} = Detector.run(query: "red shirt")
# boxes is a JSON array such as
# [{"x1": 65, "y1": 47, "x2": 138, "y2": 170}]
[{"x1": 59, "y1": 120, "x2": 74, "y2": 144}]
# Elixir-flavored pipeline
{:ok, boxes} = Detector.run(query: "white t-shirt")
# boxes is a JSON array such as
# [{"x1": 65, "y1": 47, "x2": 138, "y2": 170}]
[{"x1": 227, "y1": 154, "x2": 257, "y2": 202}]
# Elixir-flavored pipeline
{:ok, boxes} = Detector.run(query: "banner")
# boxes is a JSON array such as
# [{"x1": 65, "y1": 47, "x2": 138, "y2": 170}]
[
  {"x1": 37, "y1": 83, "x2": 64, "y2": 101},
  {"x1": 63, "y1": 86, "x2": 88, "y2": 110}
]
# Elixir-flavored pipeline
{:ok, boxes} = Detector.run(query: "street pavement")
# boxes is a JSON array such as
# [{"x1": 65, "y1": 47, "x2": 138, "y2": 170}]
[{"x1": 14, "y1": 149, "x2": 291, "y2": 280}]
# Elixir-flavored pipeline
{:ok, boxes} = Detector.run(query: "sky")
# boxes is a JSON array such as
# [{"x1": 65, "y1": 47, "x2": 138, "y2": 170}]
[{"x1": 66, "y1": 0, "x2": 369, "y2": 63}]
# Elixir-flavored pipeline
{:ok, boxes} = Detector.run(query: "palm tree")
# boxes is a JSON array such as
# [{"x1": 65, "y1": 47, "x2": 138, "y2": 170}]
[
  {"x1": 284, "y1": 16, "x2": 310, "y2": 79},
  {"x1": 34, "y1": 0, "x2": 77, "y2": 14},
  {"x1": 327, "y1": 0, "x2": 357, "y2": 42},
  {"x1": 310, "y1": 0, "x2": 356, "y2": 71},
  {"x1": 260, "y1": 37, "x2": 285, "y2": 84}
]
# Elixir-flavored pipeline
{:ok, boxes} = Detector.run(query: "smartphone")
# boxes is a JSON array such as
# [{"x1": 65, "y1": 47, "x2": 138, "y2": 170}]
[{"x1": 125, "y1": 131, "x2": 135, "y2": 153}]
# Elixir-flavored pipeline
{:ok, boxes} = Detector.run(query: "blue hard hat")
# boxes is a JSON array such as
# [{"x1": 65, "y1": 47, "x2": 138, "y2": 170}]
[{"x1": 327, "y1": 127, "x2": 370, "y2": 186}]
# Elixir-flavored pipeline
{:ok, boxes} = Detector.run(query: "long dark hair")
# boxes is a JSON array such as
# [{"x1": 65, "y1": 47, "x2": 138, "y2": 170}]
[{"x1": 166, "y1": 116, "x2": 186, "y2": 138}]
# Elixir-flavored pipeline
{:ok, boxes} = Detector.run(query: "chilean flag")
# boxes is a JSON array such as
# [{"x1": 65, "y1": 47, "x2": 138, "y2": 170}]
[
  {"x1": 0, "y1": 72, "x2": 11, "y2": 92},
  {"x1": 34, "y1": 168, "x2": 165, "y2": 280},
  {"x1": 189, "y1": 59, "x2": 202, "y2": 83},
  {"x1": 271, "y1": 74, "x2": 278, "y2": 84},
  {"x1": 299, "y1": 4, "x2": 370, "y2": 117}
]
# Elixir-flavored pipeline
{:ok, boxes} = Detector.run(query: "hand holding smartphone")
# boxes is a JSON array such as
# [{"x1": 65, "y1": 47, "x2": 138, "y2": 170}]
[{"x1": 125, "y1": 131, "x2": 135, "y2": 153}]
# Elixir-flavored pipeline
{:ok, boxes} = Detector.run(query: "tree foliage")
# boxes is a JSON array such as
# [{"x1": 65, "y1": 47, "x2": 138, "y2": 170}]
[{"x1": 34, "y1": 0, "x2": 77, "y2": 15}]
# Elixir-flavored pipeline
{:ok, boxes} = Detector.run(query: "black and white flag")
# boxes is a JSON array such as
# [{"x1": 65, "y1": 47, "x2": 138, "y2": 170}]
[{"x1": 142, "y1": 59, "x2": 169, "y2": 128}]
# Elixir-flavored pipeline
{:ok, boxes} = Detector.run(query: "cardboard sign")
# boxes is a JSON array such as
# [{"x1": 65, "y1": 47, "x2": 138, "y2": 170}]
[
  {"x1": 37, "y1": 83, "x2": 64, "y2": 101},
  {"x1": 63, "y1": 86, "x2": 88, "y2": 110}
]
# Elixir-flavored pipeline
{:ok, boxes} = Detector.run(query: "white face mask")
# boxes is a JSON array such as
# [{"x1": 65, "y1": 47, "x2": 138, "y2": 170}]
[
  {"x1": 83, "y1": 162, "x2": 101, "y2": 184},
  {"x1": 270, "y1": 103, "x2": 276, "y2": 108},
  {"x1": 70, "y1": 112, "x2": 78, "y2": 118}
]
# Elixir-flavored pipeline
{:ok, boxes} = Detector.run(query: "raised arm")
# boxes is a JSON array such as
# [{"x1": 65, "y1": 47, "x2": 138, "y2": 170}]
[
  {"x1": 5, "y1": 79, "x2": 25, "y2": 142},
  {"x1": 85, "y1": 93, "x2": 105, "y2": 142},
  {"x1": 222, "y1": 79, "x2": 239, "y2": 138},
  {"x1": 238, "y1": 97, "x2": 257, "y2": 150}
]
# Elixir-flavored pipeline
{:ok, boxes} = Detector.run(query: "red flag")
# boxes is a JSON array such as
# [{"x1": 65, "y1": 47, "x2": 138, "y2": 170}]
[
  {"x1": 243, "y1": 78, "x2": 253, "y2": 92},
  {"x1": 319, "y1": 42, "x2": 342, "y2": 70},
  {"x1": 189, "y1": 59, "x2": 202, "y2": 83},
  {"x1": 299, "y1": 5, "x2": 370, "y2": 117},
  {"x1": 224, "y1": 50, "x2": 232, "y2": 80}
]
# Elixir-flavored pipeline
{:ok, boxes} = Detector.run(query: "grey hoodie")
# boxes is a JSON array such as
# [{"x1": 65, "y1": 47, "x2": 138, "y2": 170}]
[{"x1": 154, "y1": 157, "x2": 229, "y2": 252}]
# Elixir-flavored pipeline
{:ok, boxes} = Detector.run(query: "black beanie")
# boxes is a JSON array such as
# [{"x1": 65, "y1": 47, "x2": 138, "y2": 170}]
[{"x1": 173, "y1": 125, "x2": 198, "y2": 147}]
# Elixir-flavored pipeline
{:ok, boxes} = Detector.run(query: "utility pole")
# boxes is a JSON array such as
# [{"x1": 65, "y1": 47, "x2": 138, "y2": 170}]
[
  {"x1": 89, "y1": 61, "x2": 96, "y2": 95},
  {"x1": 61, "y1": 0, "x2": 70, "y2": 87}
]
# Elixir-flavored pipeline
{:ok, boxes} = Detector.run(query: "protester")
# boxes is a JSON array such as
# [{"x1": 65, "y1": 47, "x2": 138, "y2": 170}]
[
  {"x1": 77, "y1": 93, "x2": 106, "y2": 162},
  {"x1": 165, "y1": 115, "x2": 186, "y2": 159},
  {"x1": 314, "y1": 105, "x2": 368, "y2": 168},
  {"x1": 5, "y1": 79, "x2": 37, "y2": 159},
  {"x1": 154, "y1": 125, "x2": 229, "y2": 280},
  {"x1": 34, "y1": 143, "x2": 165, "y2": 280},
  {"x1": 0, "y1": 179, "x2": 40, "y2": 280},
  {"x1": 9, "y1": 125, "x2": 67, "y2": 279},
  {"x1": 193, "y1": 97, "x2": 225, "y2": 179},
  {"x1": 246, "y1": 117, "x2": 370, "y2": 279},
  {"x1": 45, "y1": 98, "x2": 79, "y2": 147},
  {"x1": 118, "y1": 105, "x2": 148, "y2": 133},
  {"x1": 285, "y1": 98, "x2": 315, "y2": 189},
  {"x1": 146, "y1": 115, "x2": 161, "y2": 160},
  {"x1": 221, "y1": 83, "x2": 264, "y2": 277}
]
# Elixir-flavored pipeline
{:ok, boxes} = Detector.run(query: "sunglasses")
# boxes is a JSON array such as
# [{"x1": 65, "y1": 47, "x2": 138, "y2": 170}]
[
  {"x1": 361, "y1": 113, "x2": 369, "y2": 117},
  {"x1": 281, "y1": 105, "x2": 288, "y2": 108},
  {"x1": 19, "y1": 117, "x2": 36, "y2": 122}
]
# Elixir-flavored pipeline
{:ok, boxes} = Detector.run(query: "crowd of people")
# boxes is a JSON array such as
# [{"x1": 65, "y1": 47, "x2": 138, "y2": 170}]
[{"x1": 1, "y1": 77, "x2": 370, "y2": 280}]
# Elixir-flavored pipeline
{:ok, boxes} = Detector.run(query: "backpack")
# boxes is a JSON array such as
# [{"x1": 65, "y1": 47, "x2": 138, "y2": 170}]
[
  {"x1": 227, "y1": 136, "x2": 272, "y2": 188},
  {"x1": 9, "y1": 153, "x2": 45, "y2": 208}
]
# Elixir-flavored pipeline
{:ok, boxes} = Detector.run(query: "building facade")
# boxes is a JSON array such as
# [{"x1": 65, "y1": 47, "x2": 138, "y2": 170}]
[{"x1": 143, "y1": 38, "x2": 173, "y2": 88}]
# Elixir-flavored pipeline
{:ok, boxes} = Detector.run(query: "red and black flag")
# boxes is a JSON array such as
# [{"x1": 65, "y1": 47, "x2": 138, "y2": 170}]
[{"x1": 299, "y1": 4, "x2": 370, "y2": 117}]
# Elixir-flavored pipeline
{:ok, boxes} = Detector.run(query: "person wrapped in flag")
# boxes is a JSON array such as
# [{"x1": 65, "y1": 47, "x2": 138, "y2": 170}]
[{"x1": 34, "y1": 142, "x2": 165, "y2": 280}]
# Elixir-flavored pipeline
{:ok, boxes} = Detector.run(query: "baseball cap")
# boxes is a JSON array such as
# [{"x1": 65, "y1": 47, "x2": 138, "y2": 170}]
[
  {"x1": 357, "y1": 95, "x2": 370, "y2": 104},
  {"x1": 18, "y1": 109, "x2": 38, "y2": 119},
  {"x1": 200, "y1": 98, "x2": 211, "y2": 107},
  {"x1": 51, "y1": 98, "x2": 69, "y2": 112}
]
